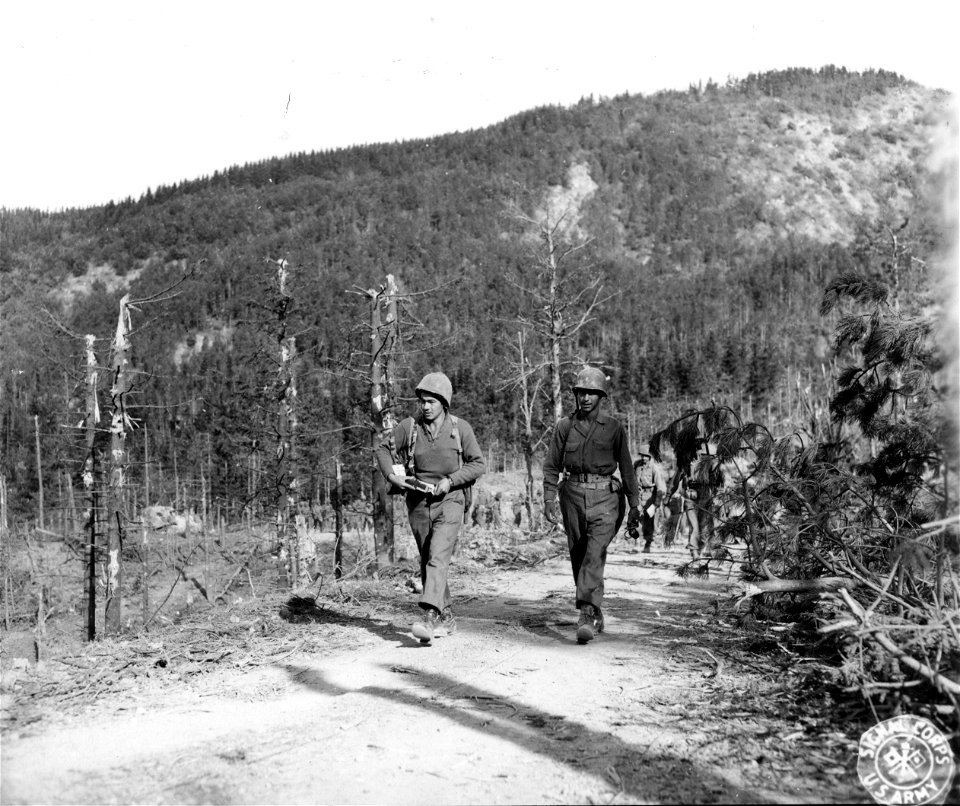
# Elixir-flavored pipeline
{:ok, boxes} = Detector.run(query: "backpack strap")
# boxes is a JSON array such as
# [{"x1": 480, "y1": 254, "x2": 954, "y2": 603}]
[
  {"x1": 406, "y1": 416, "x2": 418, "y2": 474},
  {"x1": 450, "y1": 415, "x2": 462, "y2": 470},
  {"x1": 449, "y1": 415, "x2": 474, "y2": 518}
]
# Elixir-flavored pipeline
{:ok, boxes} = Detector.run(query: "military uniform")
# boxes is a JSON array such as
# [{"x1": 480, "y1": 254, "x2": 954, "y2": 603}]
[
  {"x1": 634, "y1": 455, "x2": 667, "y2": 551},
  {"x1": 670, "y1": 453, "x2": 716, "y2": 559},
  {"x1": 543, "y1": 368, "x2": 639, "y2": 644},
  {"x1": 376, "y1": 372, "x2": 485, "y2": 643}
]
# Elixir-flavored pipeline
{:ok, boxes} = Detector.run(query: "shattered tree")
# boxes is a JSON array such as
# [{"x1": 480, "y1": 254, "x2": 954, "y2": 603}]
[
  {"x1": 104, "y1": 296, "x2": 135, "y2": 634},
  {"x1": 273, "y1": 259, "x2": 301, "y2": 586},
  {"x1": 369, "y1": 274, "x2": 400, "y2": 568},
  {"x1": 83, "y1": 334, "x2": 99, "y2": 640}
]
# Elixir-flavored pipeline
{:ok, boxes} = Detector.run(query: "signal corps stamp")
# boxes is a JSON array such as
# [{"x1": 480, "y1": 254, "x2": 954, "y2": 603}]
[{"x1": 857, "y1": 715, "x2": 955, "y2": 804}]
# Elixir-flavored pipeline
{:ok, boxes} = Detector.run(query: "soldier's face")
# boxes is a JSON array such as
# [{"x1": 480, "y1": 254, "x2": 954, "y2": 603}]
[
  {"x1": 576, "y1": 390, "x2": 601, "y2": 413},
  {"x1": 418, "y1": 393, "x2": 444, "y2": 422}
]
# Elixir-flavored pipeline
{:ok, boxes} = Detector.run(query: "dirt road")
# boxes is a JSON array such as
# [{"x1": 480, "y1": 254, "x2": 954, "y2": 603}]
[{"x1": 1, "y1": 541, "x2": 868, "y2": 804}]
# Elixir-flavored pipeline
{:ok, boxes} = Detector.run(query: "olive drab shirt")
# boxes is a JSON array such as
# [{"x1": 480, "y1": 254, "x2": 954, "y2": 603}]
[
  {"x1": 636, "y1": 462, "x2": 667, "y2": 499},
  {"x1": 374, "y1": 413, "x2": 485, "y2": 491},
  {"x1": 542, "y1": 411, "x2": 640, "y2": 509}
]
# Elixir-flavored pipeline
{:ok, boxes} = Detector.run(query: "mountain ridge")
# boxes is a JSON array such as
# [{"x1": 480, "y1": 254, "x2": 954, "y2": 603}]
[{"x1": 0, "y1": 66, "x2": 953, "y2": 513}]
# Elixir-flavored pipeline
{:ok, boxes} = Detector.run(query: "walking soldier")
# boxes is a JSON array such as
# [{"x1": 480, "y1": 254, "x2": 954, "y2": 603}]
[
  {"x1": 543, "y1": 367, "x2": 640, "y2": 644},
  {"x1": 376, "y1": 372, "x2": 485, "y2": 644},
  {"x1": 633, "y1": 447, "x2": 667, "y2": 553}
]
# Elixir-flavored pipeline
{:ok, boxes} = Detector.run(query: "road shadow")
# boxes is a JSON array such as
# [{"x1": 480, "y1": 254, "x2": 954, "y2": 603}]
[
  {"x1": 278, "y1": 594, "x2": 427, "y2": 648},
  {"x1": 278, "y1": 551, "x2": 737, "y2": 652},
  {"x1": 280, "y1": 661, "x2": 780, "y2": 804}
]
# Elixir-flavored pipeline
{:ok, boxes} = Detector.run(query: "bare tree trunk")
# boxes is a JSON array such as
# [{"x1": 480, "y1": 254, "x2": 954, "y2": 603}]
[
  {"x1": 173, "y1": 447, "x2": 179, "y2": 510},
  {"x1": 273, "y1": 259, "x2": 300, "y2": 587},
  {"x1": 57, "y1": 470, "x2": 64, "y2": 535},
  {"x1": 516, "y1": 332, "x2": 539, "y2": 527},
  {"x1": 83, "y1": 335, "x2": 99, "y2": 641},
  {"x1": 333, "y1": 457, "x2": 344, "y2": 579},
  {"x1": 143, "y1": 426, "x2": 150, "y2": 510},
  {"x1": 66, "y1": 472, "x2": 76, "y2": 538},
  {"x1": 141, "y1": 525, "x2": 150, "y2": 628},
  {"x1": 105, "y1": 296, "x2": 133, "y2": 634},
  {"x1": 34, "y1": 415, "x2": 44, "y2": 531},
  {"x1": 1, "y1": 474, "x2": 10, "y2": 631},
  {"x1": 369, "y1": 275, "x2": 399, "y2": 569},
  {"x1": 546, "y1": 226, "x2": 564, "y2": 423}
]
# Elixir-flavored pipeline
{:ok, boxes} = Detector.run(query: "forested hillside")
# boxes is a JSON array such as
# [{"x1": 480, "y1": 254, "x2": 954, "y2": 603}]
[{"x1": 0, "y1": 66, "x2": 953, "y2": 520}]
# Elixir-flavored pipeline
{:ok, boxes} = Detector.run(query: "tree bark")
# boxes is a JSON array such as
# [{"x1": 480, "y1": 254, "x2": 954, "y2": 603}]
[
  {"x1": 105, "y1": 297, "x2": 133, "y2": 634},
  {"x1": 334, "y1": 457, "x2": 344, "y2": 579},
  {"x1": 274, "y1": 259, "x2": 299, "y2": 587},
  {"x1": 369, "y1": 275, "x2": 398, "y2": 569},
  {"x1": 83, "y1": 334, "x2": 99, "y2": 640},
  {"x1": 34, "y1": 415, "x2": 44, "y2": 531}
]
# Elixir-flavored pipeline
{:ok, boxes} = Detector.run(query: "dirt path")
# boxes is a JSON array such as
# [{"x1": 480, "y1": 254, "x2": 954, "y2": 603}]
[{"x1": 1, "y1": 542, "x2": 868, "y2": 805}]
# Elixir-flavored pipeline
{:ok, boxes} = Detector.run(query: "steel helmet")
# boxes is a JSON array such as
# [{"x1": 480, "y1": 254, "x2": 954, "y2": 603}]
[
  {"x1": 415, "y1": 372, "x2": 453, "y2": 409},
  {"x1": 573, "y1": 366, "x2": 608, "y2": 397}
]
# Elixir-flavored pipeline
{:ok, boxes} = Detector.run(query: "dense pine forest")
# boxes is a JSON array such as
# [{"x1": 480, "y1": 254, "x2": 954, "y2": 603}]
[
  {"x1": 2, "y1": 65, "x2": 958, "y2": 733},
  {"x1": 3, "y1": 67, "x2": 952, "y2": 523}
]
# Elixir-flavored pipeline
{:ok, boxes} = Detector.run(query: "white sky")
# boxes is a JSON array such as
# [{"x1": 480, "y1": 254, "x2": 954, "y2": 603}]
[{"x1": 2, "y1": 0, "x2": 957, "y2": 211}]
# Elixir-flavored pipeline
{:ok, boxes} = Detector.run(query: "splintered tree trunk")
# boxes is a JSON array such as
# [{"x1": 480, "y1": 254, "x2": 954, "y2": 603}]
[
  {"x1": 369, "y1": 275, "x2": 398, "y2": 569},
  {"x1": 277, "y1": 333, "x2": 299, "y2": 585},
  {"x1": 333, "y1": 457, "x2": 344, "y2": 579},
  {"x1": 544, "y1": 227, "x2": 564, "y2": 424},
  {"x1": 34, "y1": 415, "x2": 44, "y2": 531},
  {"x1": 273, "y1": 259, "x2": 300, "y2": 587},
  {"x1": 83, "y1": 335, "x2": 99, "y2": 640},
  {"x1": 105, "y1": 297, "x2": 133, "y2": 634},
  {"x1": 2, "y1": 474, "x2": 10, "y2": 630},
  {"x1": 516, "y1": 332, "x2": 538, "y2": 527}
]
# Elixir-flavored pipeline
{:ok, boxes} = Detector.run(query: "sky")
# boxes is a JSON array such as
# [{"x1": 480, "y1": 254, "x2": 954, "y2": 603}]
[{"x1": 1, "y1": 0, "x2": 957, "y2": 212}]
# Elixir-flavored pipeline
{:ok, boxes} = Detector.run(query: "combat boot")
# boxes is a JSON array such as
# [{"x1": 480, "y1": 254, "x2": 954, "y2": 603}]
[
  {"x1": 436, "y1": 607, "x2": 457, "y2": 637},
  {"x1": 576, "y1": 604, "x2": 598, "y2": 644},
  {"x1": 412, "y1": 608, "x2": 439, "y2": 644},
  {"x1": 595, "y1": 607, "x2": 605, "y2": 634}
]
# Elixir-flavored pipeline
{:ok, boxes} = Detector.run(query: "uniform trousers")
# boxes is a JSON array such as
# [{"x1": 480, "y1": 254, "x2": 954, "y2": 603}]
[
  {"x1": 559, "y1": 481, "x2": 625, "y2": 610},
  {"x1": 406, "y1": 490, "x2": 464, "y2": 612},
  {"x1": 640, "y1": 489, "x2": 659, "y2": 541}
]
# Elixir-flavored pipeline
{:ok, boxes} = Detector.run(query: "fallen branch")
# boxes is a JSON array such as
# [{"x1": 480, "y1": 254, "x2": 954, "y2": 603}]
[
  {"x1": 698, "y1": 647, "x2": 724, "y2": 679},
  {"x1": 175, "y1": 565, "x2": 209, "y2": 602},
  {"x1": 836, "y1": 588, "x2": 960, "y2": 697},
  {"x1": 730, "y1": 576, "x2": 859, "y2": 609},
  {"x1": 143, "y1": 574, "x2": 180, "y2": 629},
  {"x1": 825, "y1": 554, "x2": 924, "y2": 618},
  {"x1": 920, "y1": 514, "x2": 960, "y2": 532},
  {"x1": 215, "y1": 546, "x2": 261, "y2": 603}
]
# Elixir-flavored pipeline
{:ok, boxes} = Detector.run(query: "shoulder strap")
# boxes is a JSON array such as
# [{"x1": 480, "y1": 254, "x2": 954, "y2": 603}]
[
  {"x1": 558, "y1": 416, "x2": 574, "y2": 453},
  {"x1": 450, "y1": 415, "x2": 462, "y2": 469},
  {"x1": 408, "y1": 416, "x2": 418, "y2": 454},
  {"x1": 394, "y1": 416, "x2": 417, "y2": 473}
]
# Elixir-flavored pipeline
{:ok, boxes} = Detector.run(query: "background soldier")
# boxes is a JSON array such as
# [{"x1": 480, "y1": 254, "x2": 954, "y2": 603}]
[
  {"x1": 633, "y1": 447, "x2": 667, "y2": 553},
  {"x1": 668, "y1": 436, "x2": 717, "y2": 559},
  {"x1": 543, "y1": 367, "x2": 640, "y2": 644}
]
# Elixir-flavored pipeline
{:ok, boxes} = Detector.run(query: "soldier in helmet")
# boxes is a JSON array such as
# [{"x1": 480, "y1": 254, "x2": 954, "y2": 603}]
[
  {"x1": 633, "y1": 447, "x2": 667, "y2": 553},
  {"x1": 542, "y1": 367, "x2": 640, "y2": 644},
  {"x1": 376, "y1": 371, "x2": 485, "y2": 644}
]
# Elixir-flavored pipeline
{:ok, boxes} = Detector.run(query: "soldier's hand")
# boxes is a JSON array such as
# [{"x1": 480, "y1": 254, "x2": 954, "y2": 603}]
[
  {"x1": 544, "y1": 500, "x2": 561, "y2": 525},
  {"x1": 435, "y1": 477, "x2": 452, "y2": 496},
  {"x1": 388, "y1": 473, "x2": 413, "y2": 490},
  {"x1": 627, "y1": 507, "x2": 641, "y2": 530}
]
